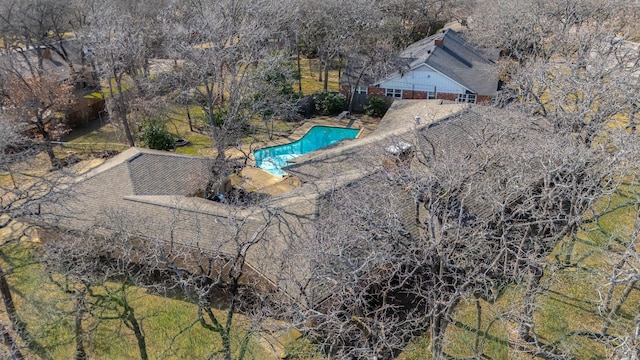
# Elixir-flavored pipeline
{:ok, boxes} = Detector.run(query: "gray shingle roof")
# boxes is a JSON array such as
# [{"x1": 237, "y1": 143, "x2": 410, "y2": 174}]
[
  {"x1": 341, "y1": 29, "x2": 499, "y2": 97},
  {"x1": 48, "y1": 102, "x2": 550, "y2": 307},
  {"x1": 127, "y1": 151, "x2": 210, "y2": 196},
  {"x1": 0, "y1": 39, "x2": 86, "y2": 82},
  {"x1": 285, "y1": 101, "x2": 467, "y2": 182},
  {"x1": 390, "y1": 29, "x2": 499, "y2": 96},
  {"x1": 426, "y1": 30, "x2": 498, "y2": 96},
  {"x1": 49, "y1": 147, "x2": 314, "y2": 302}
]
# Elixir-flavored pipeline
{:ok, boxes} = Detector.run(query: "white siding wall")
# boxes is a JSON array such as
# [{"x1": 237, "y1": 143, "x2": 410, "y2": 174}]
[{"x1": 378, "y1": 65, "x2": 467, "y2": 94}]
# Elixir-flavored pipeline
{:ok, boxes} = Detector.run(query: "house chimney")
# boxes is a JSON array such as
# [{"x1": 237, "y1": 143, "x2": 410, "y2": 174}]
[
  {"x1": 434, "y1": 38, "x2": 444, "y2": 47},
  {"x1": 42, "y1": 48, "x2": 51, "y2": 60}
]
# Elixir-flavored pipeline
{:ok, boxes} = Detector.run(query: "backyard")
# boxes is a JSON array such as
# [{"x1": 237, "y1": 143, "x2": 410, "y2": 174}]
[
  {"x1": 3, "y1": 48, "x2": 639, "y2": 360},
  {"x1": 399, "y1": 181, "x2": 640, "y2": 359},
  {"x1": 58, "y1": 57, "x2": 342, "y2": 158}
]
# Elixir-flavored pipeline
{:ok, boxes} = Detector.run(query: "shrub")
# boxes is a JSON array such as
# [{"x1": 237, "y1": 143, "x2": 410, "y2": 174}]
[
  {"x1": 137, "y1": 120, "x2": 175, "y2": 151},
  {"x1": 314, "y1": 91, "x2": 346, "y2": 116},
  {"x1": 363, "y1": 96, "x2": 389, "y2": 117},
  {"x1": 211, "y1": 106, "x2": 228, "y2": 128}
]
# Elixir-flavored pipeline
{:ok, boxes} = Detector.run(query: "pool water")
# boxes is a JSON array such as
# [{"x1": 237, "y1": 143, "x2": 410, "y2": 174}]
[{"x1": 254, "y1": 126, "x2": 360, "y2": 176}]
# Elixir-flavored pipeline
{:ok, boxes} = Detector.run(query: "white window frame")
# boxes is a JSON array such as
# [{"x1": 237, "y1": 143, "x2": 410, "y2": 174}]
[
  {"x1": 385, "y1": 88, "x2": 403, "y2": 99},
  {"x1": 456, "y1": 93, "x2": 477, "y2": 104},
  {"x1": 356, "y1": 86, "x2": 368, "y2": 94}
]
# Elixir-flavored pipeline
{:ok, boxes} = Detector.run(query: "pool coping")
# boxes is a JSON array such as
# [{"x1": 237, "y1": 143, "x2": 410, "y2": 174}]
[{"x1": 253, "y1": 125, "x2": 363, "y2": 177}]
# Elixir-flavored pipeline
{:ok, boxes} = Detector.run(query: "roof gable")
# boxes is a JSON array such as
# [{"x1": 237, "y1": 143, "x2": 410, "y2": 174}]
[
  {"x1": 365, "y1": 29, "x2": 499, "y2": 97},
  {"x1": 421, "y1": 30, "x2": 499, "y2": 96}
]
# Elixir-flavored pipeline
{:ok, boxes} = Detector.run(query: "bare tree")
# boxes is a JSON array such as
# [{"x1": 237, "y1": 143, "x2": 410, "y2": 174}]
[
  {"x1": 0, "y1": 119, "x2": 71, "y2": 358},
  {"x1": 165, "y1": 0, "x2": 297, "y2": 166},
  {"x1": 586, "y1": 172, "x2": 640, "y2": 359},
  {"x1": 281, "y1": 107, "x2": 636, "y2": 359},
  {"x1": 297, "y1": 0, "x2": 383, "y2": 92},
  {"x1": 42, "y1": 224, "x2": 165, "y2": 360},
  {"x1": 472, "y1": 0, "x2": 639, "y2": 148},
  {"x1": 380, "y1": 0, "x2": 469, "y2": 46},
  {"x1": 3, "y1": 73, "x2": 74, "y2": 168},
  {"x1": 470, "y1": 0, "x2": 636, "y2": 63},
  {"x1": 78, "y1": 0, "x2": 170, "y2": 147},
  {"x1": 149, "y1": 204, "x2": 281, "y2": 360},
  {"x1": 0, "y1": 0, "x2": 76, "y2": 71}
]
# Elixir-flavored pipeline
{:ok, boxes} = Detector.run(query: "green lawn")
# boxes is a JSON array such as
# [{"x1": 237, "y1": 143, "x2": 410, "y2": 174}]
[
  {"x1": 297, "y1": 57, "x2": 340, "y2": 95},
  {"x1": 3, "y1": 243, "x2": 275, "y2": 360},
  {"x1": 400, "y1": 182, "x2": 640, "y2": 359},
  {"x1": 64, "y1": 56, "x2": 343, "y2": 156}
]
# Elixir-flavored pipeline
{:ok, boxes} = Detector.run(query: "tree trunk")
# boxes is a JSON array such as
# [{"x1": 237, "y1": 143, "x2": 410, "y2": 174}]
[
  {"x1": 323, "y1": 59, "x2": 329, "y2": 92},
  {"x1": 297, "y1": 45, "x2": 303, "y2": 94},
  {"x1": 223, "y1": 279, "x2": 239, "y2": 360},
  {"x1": 0, "y1": 264, "x2": 48, "y2": 359},
  {"x1": 517, "y1": 264, "x2": 544, "y2": 344},
  {"x1": 430, "y1": 308, "x2": 445, "y2": 360},
  {"x1": 120, "y1": 106, "x2": 135, "y2": 147},
  {"x1": 0, "y1": 323, "x2": 24, "y2": 360},
  {"x1": 475, "y1": 297, "x2": 482, "y2": 357},
  {"x1": 0, "y1": 267, "x2": 25, "y2": 343},
  {"x1": 125, "y1": 306, "x2": 148, "y2": 360},
  {"x1": 113, "y1": 72, "x2": 135, "y2": 147},
  {"x1": 186, "y1": 106, "x2": 193, "y2": 132},
  {"x1": 45, "y1": 145, "x2": 59, "y2": 169},
  {"x1": 74, "y1": 296, "x2": 87, "y2": 360},
  {"x1": 35, "y1": 119, "x2": 60, "y2": 169}
]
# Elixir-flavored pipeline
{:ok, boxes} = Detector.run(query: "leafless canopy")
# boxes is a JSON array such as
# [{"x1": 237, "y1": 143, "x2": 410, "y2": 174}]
[{"x1": 281, "y1": 107, "x2": 637, "y2": 359}]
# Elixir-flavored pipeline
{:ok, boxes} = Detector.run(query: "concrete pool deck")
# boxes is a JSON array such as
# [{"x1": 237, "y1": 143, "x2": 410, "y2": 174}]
[
  {"x1": 232, "y1": 101, "x2": 466, "y2": 196},
  {"x1": 230, "y1": 114, "x2": 381, "y2": 195}
]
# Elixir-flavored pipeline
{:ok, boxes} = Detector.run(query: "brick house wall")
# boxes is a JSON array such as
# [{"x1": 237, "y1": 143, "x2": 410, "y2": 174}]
[
  {"x1": 476, "y1": 95, "x2": 493, "y2": 105},
  {"x1": 367, "y1": 87, "x2": 385, "y2": 97},
  {"x1": 401, "y1": 90, "x2": 428, "y2": 99},
  {"x1": 436, "y1": 93, "x2": 458, "y2": 101},
  {"x1": 340, "y1": 85, "x2": 385, "y2": 98}
]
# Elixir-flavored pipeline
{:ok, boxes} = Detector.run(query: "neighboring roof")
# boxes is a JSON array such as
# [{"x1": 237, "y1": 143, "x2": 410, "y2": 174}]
[
  {"x1": 0, "y1": 39, "x2": 85, "y2": 82},
  {"x1": 342, "y1": 29, "x2": 499, "y2": 97},
  {"x1": 395, "y1": 29, "x2": 499, "y2": 96}
]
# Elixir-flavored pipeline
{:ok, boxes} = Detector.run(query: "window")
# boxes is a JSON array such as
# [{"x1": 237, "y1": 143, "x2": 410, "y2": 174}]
[
  {"x1": 385, "y1": 88, "x2": 403, "y2": 98},
  {"x1": 427, "y1": 91, "x2": 436, "y2": 99},
  {"x1": 456, "y1": 93, "x2": 477, "y2": 104},
  {"x1": 356, "y1": 86, "x2": 368, "y2": 94}
]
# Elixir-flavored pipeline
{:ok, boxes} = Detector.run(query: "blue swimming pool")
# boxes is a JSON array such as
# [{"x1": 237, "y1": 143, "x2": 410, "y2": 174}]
[{"x1": 254, "y1": 126, "x2": 360, "y2": 176}]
